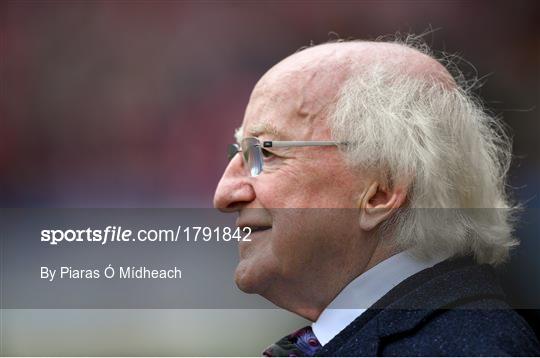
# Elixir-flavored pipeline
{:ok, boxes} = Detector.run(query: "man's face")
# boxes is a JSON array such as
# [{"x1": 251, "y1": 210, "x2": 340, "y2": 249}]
[{"x1": 213, "y1": 48, "x2": 373, "y2": 303}]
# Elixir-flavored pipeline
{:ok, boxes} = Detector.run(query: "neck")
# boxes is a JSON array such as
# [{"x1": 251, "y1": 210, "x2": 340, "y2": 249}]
[{"x1": 263, "y1": 242, "x2": 400, "y2": 322}]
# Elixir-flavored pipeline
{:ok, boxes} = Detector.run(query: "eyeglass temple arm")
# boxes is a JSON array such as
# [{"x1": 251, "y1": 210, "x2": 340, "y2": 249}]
[{"x1": 262, "y1": 140, "x2": 344, "y2": 148}]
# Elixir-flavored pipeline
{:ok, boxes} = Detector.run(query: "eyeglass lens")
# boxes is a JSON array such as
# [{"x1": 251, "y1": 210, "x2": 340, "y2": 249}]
[
  {"x1": 227, "y1": 144, "x2": 240, "y2": 162},
  {"x1": 241, "y1": 138, "x2": 263, "y2": 176}
]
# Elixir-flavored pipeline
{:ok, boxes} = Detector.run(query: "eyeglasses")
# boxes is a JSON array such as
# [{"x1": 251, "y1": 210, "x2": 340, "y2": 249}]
[{"x1": 227, "y1": 137, "x2": 343, "y2": 176}]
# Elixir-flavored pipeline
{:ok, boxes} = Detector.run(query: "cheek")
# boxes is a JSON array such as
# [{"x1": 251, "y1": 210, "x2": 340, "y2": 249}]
[
  {"x1": 292, "y1": 173, "x2": 358, "y2": 208},
  {"x1": 270, "y1": 210, "x2": 360, "y2": 277},
  {"x1": 303, "y1": 160, "x2": 363, "y2": 208},
  {"x1": 252, "y1": 173, "x2": 298, "y2": 208},
  {"x1": 257, "y1": 182, "x2": 354, "y2": 208},
  {"x1": 252, "y1": 171, "x2": 329, "y2": 208}
]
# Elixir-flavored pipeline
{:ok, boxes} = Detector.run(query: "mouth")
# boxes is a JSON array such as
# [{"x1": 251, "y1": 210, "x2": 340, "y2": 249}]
[
  {"x1": 236, "y1": 216, "x2": 272, "y2": 236},
  {"x1": 242, "y1": 226, "x2": 272, "y2": 234}
]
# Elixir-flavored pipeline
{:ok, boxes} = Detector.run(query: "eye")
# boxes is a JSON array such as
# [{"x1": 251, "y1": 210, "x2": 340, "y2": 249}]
[{"x1": 261, "y1": 148, "x2": 275, "y2": 159}]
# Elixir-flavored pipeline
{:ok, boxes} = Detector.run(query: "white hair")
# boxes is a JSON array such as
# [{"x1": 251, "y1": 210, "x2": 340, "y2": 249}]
[{"x1": 330, "y1": 40, "x2": 519, "y2": 266}]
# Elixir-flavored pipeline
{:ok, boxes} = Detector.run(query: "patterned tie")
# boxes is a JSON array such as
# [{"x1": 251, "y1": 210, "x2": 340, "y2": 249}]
[{"x1": 262, "y1": 326, "x2": 322, "y2": 356}]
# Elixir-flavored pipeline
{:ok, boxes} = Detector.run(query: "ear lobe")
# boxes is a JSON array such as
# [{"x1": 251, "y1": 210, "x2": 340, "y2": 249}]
[{"x1": 359, "y1": 183, "x2": 406, "y2": 231}]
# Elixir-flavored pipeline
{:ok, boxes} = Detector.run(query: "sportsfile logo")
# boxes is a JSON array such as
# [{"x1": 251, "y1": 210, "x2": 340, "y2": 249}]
[{"x1": 40, "y1": 226, "x2": 251, "y2": 245}]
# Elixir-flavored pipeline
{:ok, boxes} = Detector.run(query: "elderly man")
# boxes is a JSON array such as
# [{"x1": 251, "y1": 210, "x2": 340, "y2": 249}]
[{"x1": 213, "y1": 40, "x2": 540, "y2": 356}]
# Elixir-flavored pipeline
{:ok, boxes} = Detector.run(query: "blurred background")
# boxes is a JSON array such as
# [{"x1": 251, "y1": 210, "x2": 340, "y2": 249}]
[{"x1": 1, "y1": 0, "x2": 539, "y2": 356}]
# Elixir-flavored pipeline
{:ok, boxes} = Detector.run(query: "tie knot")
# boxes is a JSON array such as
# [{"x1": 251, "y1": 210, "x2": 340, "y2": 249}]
[{"x1": 262, "y1": 326, "x2": 322, "y2": 356}]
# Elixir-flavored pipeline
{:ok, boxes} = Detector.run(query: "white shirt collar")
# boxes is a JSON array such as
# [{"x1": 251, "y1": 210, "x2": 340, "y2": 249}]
[{"x1": 312, "y1": 250, "x2": 447, "y2": 346}]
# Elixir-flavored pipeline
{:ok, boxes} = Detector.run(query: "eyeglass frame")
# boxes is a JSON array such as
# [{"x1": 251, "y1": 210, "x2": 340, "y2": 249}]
[{"x1": 227, "y1": 136, "x2": 345, "y2": 177}]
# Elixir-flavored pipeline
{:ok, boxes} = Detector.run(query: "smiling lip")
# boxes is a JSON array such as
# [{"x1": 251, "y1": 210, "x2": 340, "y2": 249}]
[
  {"x1": 241, "y1": 226, "x2": 272, "y2": 233},
  {"x1": 236, "y1": 218, "x2": 272, "y2": 233}
]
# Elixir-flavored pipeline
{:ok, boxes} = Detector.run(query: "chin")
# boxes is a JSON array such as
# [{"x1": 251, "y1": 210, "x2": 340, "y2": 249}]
[
  {"x1": 234, "y1": 258, "x2": 274, "y2": 294},
  {"x1": 234, "y1": 262, "x2": 260, "y2": 293}
]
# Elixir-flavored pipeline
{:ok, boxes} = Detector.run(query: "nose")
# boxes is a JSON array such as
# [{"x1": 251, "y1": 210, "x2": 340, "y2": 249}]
[{"x1": 213, "y1": 154, "x2": 256, "y2": 212}]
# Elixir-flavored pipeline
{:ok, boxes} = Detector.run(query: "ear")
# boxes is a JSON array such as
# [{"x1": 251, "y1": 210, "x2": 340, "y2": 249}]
[{"x1": 358, "y1": 182, "x2": 407, "y2": 231}]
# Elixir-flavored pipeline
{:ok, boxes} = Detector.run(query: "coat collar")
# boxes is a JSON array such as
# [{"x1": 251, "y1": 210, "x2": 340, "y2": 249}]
[{"x1": 316, "y1": 256, "x2": 506, "y2": 356}]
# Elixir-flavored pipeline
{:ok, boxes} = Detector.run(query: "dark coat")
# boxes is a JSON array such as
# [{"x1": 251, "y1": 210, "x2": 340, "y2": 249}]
[{"x1": 316, "y1": 257, "x2": 540, "y2": 356}]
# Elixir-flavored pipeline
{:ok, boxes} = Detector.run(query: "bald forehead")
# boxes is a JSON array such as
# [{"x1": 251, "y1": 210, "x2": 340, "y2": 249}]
[
  {"x1": 244, "y1": 44, "x2": 354, "y2": 139},
  {"x1": 250, "y1": 45, "x2": 352, "y2": 116},
  {"x1": 252, "y1": 43, "x2": 359, "y2": 100}
]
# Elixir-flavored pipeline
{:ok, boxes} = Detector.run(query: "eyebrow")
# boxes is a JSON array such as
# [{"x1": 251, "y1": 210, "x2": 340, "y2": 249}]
[
  {"x1": 234, "y1": 127, "x2": 243, "y2": 145},
  {"x1": 235, "y1": 122, "x2": 288, "y2": 144}
]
